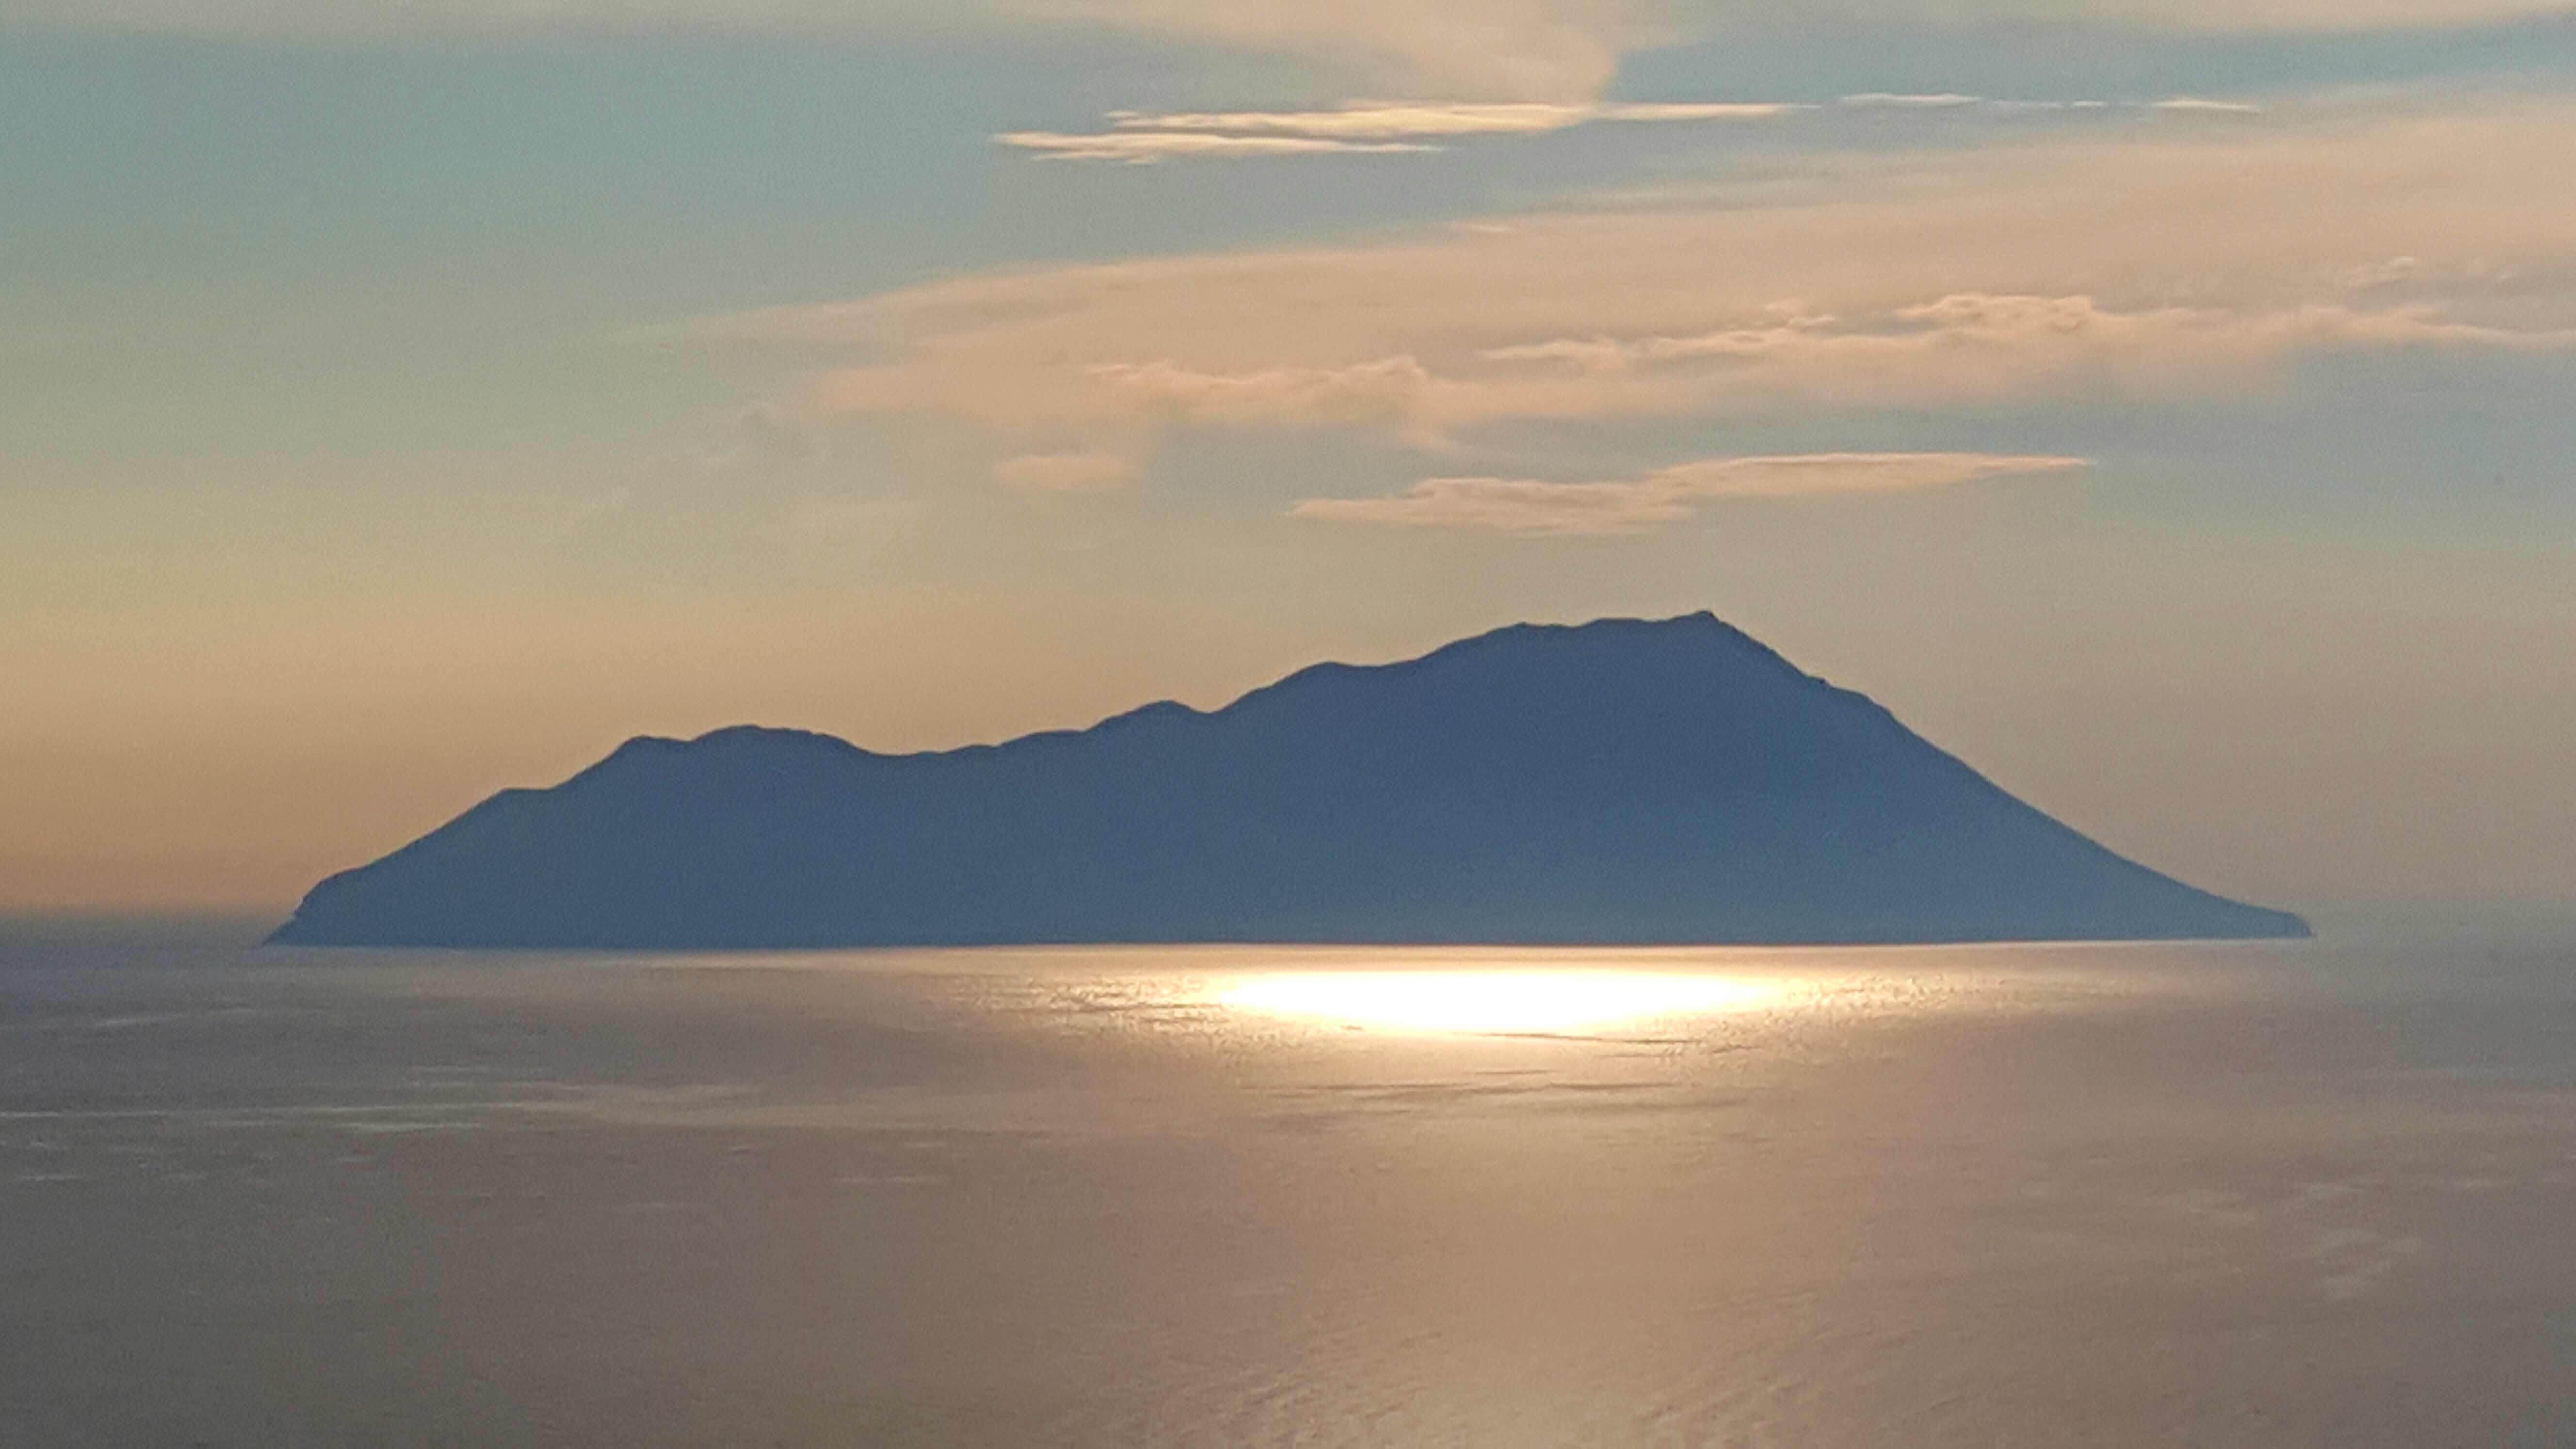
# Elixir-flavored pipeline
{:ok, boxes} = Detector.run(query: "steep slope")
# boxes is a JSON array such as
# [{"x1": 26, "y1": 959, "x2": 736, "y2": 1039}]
[{"x1": 269, "y1": 613, "x2": 2308, "y2": 947}]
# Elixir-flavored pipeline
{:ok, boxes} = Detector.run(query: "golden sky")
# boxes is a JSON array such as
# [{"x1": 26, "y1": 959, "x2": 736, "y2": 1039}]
[{"x1": 7, "y1": 0, "x2": 2575, "y2": 909}]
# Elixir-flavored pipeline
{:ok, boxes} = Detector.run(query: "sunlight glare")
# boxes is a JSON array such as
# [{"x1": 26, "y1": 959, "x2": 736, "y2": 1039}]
[{"x1": 1216, "y1": 970, "x2": 1779, "y2": 1034}]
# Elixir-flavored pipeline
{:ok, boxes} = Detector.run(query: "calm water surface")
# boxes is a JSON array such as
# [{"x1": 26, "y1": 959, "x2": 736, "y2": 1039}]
[{"x1": 5, "y1": 912, "x2": 2575, "y2": 1445}]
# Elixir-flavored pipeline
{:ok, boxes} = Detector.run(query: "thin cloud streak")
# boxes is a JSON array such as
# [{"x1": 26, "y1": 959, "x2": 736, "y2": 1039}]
[
  {"x1": 1102, "y1": 99, "x2": 1803, "y2": 138},
  {"x1": 1003, "y1": 97, "x2": 1804, "y2": 163},
  {"x1": 996, "y1": 131, "x2": 1438, "y2": 161},
  {"x1": 1292, "y1": 452, "x2": 2091, "y2": 535},
  {"x1": 1840, "y1": 92, "x2": 1985, "y2": 108},
  {"x1": 1005, "y1": 94, "x2": 2249, "y2": 162}
]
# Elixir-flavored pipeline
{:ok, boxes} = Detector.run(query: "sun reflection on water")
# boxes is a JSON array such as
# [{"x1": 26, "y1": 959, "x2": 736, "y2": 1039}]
[{"x1": 1216, "y1": 969, "x2": 1782, "y2": 1035}]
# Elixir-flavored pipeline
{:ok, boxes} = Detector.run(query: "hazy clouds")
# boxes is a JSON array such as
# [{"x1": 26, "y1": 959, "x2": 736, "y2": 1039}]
[
  {"x1": 1293, "y1": 454, "x2": 2091, "y2": 535},
  {"x1": 741, "y1": 97, "x2": 2576, "y2": 493}
]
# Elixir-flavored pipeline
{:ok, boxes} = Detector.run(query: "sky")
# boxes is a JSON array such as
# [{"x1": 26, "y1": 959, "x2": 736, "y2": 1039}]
[{"x1": 6, "y1": 0, "x2": 2575, "y2": 912}]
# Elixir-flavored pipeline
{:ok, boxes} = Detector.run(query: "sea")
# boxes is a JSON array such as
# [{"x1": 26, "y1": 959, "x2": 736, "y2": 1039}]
[{"x1": 4, "y1": 908, "x2": 2574, "y2": 1446}]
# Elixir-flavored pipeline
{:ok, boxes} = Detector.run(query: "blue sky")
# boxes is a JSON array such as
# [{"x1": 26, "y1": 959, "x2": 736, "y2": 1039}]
[{"x1": 6, "y1": 0, "x2": 2575, "y2": 907}]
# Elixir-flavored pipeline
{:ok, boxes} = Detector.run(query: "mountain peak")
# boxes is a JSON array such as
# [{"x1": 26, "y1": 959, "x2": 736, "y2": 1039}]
[{"x1": 270, "y1": 613, "x2": 2305, "y2": 949}]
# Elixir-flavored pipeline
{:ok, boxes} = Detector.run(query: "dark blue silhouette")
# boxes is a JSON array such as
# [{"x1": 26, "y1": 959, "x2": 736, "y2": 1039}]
[{"x1": 269, "y1": 613, "x2": 2308, "y2": 947}]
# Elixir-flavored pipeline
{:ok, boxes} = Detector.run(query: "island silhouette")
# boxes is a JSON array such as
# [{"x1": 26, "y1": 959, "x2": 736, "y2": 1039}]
[{"x1": 270, "y1": 613, "x2": 2307, "y2": 947}]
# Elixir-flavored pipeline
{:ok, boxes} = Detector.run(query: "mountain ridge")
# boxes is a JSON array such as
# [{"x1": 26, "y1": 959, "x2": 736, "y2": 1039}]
[{"x1": 270, "y1": 612, "x2": 2308, "y2": 949}]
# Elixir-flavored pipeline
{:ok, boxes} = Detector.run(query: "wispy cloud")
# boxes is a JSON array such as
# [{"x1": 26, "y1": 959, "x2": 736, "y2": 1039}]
[
  {"x1": 1005, "y1": 97, "x2": 1804, "y2": 162},
  {"x1": 1987, "y1": 99, "x2": 2114, "y2": 114},
  {"x1": 1464, "y1": 292, "x2": 2569, "y2": 411},
  {"x1": 1292, "y1": 453, "x2": 2090, "y2": 535},
  {"x1": 1003, "y1": 93, "x2": 2256, "y2": 162},
  {"x1": 1298, "y1": 476, "x2": 1698, "y2": 534},
  {"x1": 1838, "y1": 93, "x2": 2255, "y2": 115},
  {"x1": 1839, "y1": 92, "x2": 1984, "y2": 109},
  {"x1": 996, "y1": 131, "x2": 1437, "y2": 162},
  {"x1": 740, "y1": 97, "x2": 2576, "y2": 478},
  {"x1": 2154, "y1": 97, "x2": 2266, "y2": 113},
  {"x1": 808, "y1": 291, "x2": 2576, "y2": 448},
  {"x1": 1105, "y1": 99, "x2": 1803, "y2": 137},
  {"x1": 1082, "y1": 356, "x2": 1437, "y2": 426}
]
